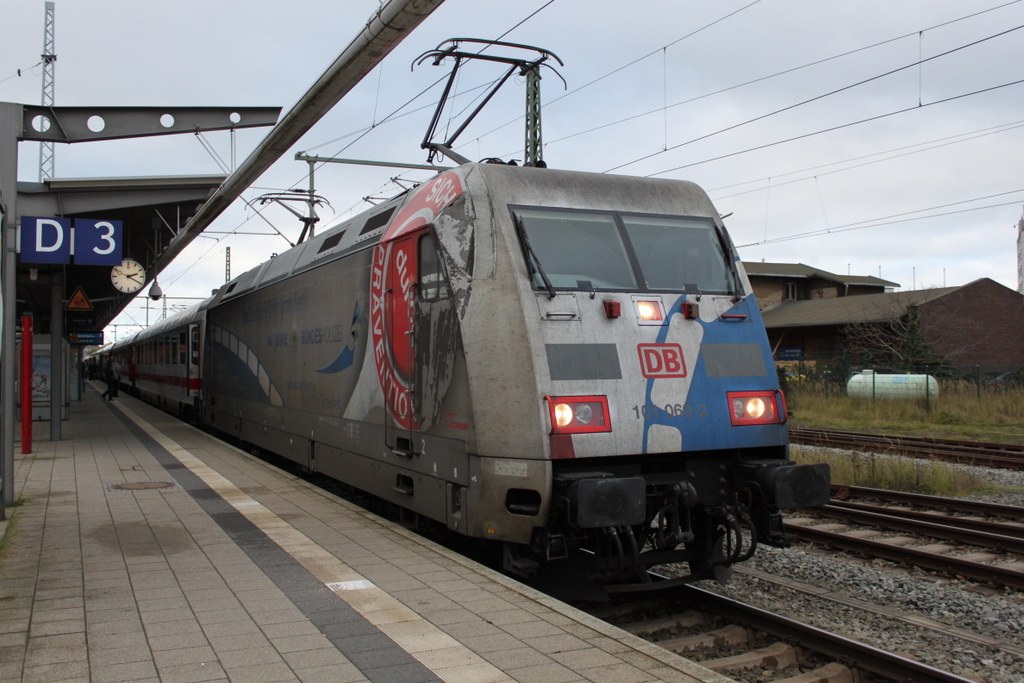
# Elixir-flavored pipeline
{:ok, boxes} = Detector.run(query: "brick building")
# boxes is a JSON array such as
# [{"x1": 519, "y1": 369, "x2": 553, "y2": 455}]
[
  {"x1": 759, "y1": 278, "x2": 1024, "y2": 373},
  {"x1": 742, "y1": 262, "x2": 897, "y2": 310}
]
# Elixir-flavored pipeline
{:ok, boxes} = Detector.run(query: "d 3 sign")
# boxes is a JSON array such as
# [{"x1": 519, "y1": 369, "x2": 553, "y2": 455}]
[
  {"x1": 19, "y1": 216, "x2": 123, "y2": 266},
  {"x1": 20, "y1": 217, "x2": 70, "y2": 264}
]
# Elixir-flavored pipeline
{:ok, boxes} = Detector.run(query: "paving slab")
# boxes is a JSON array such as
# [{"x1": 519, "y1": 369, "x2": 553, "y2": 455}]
[{"x1": 0, "y1": 386, "x2": 733, "y2": 683}]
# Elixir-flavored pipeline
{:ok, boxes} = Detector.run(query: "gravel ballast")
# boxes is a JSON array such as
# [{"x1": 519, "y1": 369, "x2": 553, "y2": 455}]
[{"x1": 693, "y1": 450, "x2": 1024, "y2": 682}]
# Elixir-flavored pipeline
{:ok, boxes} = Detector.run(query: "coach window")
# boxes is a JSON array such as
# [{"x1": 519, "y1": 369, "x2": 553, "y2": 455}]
[
  {"x1": 191, "y1": 327, "x2": 200, "y2": 365},
  {"x1": 418, "y1": 233, "x2": 447, "y2": 301},
  {"x1": 179, "y1": 332, "x2": 187, "y2": 365}
]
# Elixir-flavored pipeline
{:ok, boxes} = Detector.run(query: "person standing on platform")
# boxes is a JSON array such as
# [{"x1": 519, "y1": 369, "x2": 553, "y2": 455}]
[
  {"x1": 100, "y1": 360, "x2": 115, "y2": 401},
  {"x1": 111, "y1": 359, "x2": 121, "y2": 398}
]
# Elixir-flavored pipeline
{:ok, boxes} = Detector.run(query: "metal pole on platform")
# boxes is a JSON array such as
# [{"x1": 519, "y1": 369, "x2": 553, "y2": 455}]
[
  {"x1": 20, "y1": 314, "x2": 32, "y2": 454},
  {"x1": 50, "y1": 275, "x2": 62, "y2": 440},
  {"x1": 1, "y1": 102, "x2": 21, "y2": 513}
]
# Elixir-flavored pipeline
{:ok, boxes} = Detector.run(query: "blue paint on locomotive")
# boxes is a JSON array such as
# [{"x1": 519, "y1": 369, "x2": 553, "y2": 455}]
[
  {"x1": 210, "y1": 338, "x2": 271, "y2": 404},
  {"x1": 641, "y1": 294, "x2": 786, "y2": 453},
  {"x1": 314, "y1": 345, "x2": 355, "y2": 374},
  {"x1": 314, "y1": 300, "x2": 362, "y2": 375}
]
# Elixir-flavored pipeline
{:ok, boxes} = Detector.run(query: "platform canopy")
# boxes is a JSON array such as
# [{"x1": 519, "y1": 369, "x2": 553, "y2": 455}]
[
  {"x1": 3, "y1": 104, "x2": 282, "y2": 337},
  {"x1": 16, "y1": 173, "x2": 233, "y2": 333}
]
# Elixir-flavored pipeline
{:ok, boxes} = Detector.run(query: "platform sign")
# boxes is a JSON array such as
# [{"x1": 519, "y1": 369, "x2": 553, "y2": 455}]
[
  {"x1": 68, "y1": 332, "x2": 103, "y2": 345},
  {"x1": 73, "y1": 219, "x2": 123, "y2": 265},
  {"x1": 66, "y1": 313, "x2": 98, "y2": 330},
  {"x1": 19, "y1": 216, "x2": 123, "y2": 265},
  {"x1": 65, "y1": 286, "x2": 93, "y2": 311},
  {"x1": 19, "y1": 217, "x2": 71, "y2": 264}
]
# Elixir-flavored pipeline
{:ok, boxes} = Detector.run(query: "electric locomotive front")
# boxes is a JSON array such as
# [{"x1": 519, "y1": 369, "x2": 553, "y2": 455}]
[
  {"x1": 193, "y1": 161, "x2": 827, "y2": 587},
  {"x1": 446, "y1": 164, "x2": 830, "y2": 583}
]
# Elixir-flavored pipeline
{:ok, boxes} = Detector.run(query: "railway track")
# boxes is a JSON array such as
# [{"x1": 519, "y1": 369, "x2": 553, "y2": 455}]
[
  {"x1": 786, "y1": 486, "x2": 1024, "y2": 589},
  {"x1": 585, "y1": 580, "x2": 978, "y2": 683},
  {"x1": 789, "y1": 428, "x2": 1024, "y2": 470}
]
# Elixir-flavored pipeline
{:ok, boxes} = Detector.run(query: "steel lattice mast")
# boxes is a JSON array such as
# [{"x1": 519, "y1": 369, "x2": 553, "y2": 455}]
[{"x1": 39, "y1": 1, "x2": 56, "y2": 181}]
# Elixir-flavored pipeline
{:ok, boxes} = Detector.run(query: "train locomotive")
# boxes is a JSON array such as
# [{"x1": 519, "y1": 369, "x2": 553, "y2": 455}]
[{"x1": 105, "y1": 162, "x2": 830, "y2": 588}]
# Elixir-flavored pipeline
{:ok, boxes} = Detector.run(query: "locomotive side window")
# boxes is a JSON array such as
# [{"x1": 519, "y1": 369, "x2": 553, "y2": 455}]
[
  {"x1": 418, "y1": 233, "x2": 447, "y2": 302},
  {"x1": 622, "y1": 215, "x2": 735, "y2": 295},
  {"x1": 512, "y1": 208, "x2": 637, "y2": 290}
]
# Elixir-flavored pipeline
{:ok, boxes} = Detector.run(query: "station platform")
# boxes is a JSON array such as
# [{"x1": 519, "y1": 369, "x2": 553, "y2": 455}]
[{"x1": 0, "y1": 386, "x2": 730, "y2": 683}]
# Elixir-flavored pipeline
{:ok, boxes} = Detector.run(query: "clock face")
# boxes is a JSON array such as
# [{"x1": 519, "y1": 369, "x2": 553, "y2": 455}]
[{"x1": 111, "y1": 259, "x2": 146, "y2": 293}]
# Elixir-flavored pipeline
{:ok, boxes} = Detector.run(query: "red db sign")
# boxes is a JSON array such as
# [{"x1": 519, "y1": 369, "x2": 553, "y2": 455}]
[{"x1": 637, "y1": 343, "x2": 687, "y2": 378}]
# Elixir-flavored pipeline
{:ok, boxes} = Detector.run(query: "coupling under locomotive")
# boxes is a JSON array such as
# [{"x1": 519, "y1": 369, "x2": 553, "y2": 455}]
[{"x1": 112, "y1": 162, "x2": 830, "y2": 587}]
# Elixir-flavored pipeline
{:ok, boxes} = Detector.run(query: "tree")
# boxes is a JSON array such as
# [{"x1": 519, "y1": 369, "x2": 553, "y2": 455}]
[{"x1": 841, "y1": 300, "x2": 955, "y2": 374}]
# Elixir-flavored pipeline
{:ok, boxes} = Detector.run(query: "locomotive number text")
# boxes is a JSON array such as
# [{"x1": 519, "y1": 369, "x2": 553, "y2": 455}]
[{"x1": 632, "y1": 403, "x2": 708, "y2": 419}]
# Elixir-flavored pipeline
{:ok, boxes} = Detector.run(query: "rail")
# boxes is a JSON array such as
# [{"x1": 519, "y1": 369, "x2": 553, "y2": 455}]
[{"x1": 790, "y1": 428, "x2": 1024, "y2": 470}]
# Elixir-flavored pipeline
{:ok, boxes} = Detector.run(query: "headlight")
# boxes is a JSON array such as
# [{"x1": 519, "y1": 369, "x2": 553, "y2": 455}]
[
  {"x1": 727, "y1": 391, "x2": 786, "y2": 426},
  {"x1": 546, "y1": 396, "x2": 612, "y2": 434},
  {"x1": 636, "y1": 300, "x2": 663, "y2": 321},
  {"x1": 745, "y1": 397, "x2": 765, "y2": 419},
  {"x1": 554, "y1": 403, "x2": 574, "y2": 428}
]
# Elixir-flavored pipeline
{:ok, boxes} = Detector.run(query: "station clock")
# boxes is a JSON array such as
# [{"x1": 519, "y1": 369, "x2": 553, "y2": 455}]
[{"x1": 110, "y1": 259, "x2": 146, "y2": 293}]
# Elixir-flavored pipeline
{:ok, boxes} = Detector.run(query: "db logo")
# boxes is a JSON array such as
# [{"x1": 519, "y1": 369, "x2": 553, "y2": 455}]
[{"x1": 637, "y1": 343, "x2": 687, "y2": 378}]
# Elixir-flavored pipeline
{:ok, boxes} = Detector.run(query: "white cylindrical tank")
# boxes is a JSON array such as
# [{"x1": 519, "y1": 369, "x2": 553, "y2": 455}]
[{"x1": 846, "y1": 369, "x2": 939, "y2": 401}]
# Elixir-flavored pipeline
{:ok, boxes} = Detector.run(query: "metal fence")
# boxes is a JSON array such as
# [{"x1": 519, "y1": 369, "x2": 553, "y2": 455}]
[{"x1": 775, "y1": 357, "x2": 1024, "y2": 400}]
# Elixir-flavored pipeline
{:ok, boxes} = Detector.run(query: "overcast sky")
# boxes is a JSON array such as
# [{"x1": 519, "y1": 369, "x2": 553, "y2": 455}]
[{"x1": 3, "y1": 0, "x2": 1023, "y2": 336}]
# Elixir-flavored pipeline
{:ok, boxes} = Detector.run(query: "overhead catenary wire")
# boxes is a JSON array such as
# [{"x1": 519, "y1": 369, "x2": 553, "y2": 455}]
[
  {"x1": 643, "y1": 76, "x2": 1024, "y2": 177},
  {"x1": 278, "y1": 0, "x2": 560, "y2": 222},
  {"x1": 128, "y1": 2, "x2": 1024, "y2": 305},
  {"x1": 163, "y1": 1, "x2": 561, "y2": 292},
  {"x1": 736, "y1": 188, "x2": 1024, "y2": 247},
  {"x1": 709, "y1": 119, "x2": 1024, "y2": 200},
  {"x1": 478, "y1": 0, "x2": 1023, "y2": 160},
  {"x1": 605, "y1": 22, "x2": 1024, "y2": 174},
  {"x1": 0, "y1": 59, "x2": 45, "y2": 87},
  {"x1": 469, "y1": 0, "x2": 765, "y2": 148}
]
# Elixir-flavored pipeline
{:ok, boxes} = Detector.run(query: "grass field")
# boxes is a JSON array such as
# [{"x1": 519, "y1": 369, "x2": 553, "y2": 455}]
[
  {"x1": 787, "y1": 386, "x2": 1024, "y2": 444},
  {"x1": 786, "y1": 385, "x2": 1024, "y2": 495}
]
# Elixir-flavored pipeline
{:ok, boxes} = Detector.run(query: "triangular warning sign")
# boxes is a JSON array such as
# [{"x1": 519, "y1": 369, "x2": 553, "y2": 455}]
[
  {"x1": 486, "y1": 525, "x2": 496, "y2": 535},
  {"x1": 66, "y1": 286, "x2": 93, "y2": 311}
]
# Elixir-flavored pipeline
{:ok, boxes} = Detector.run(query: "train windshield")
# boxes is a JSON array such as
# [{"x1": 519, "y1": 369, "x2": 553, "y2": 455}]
[
  {"x1": 622, "y1": 215, "x2": 734, "y2": 294},
  {"x1": 512, "y1": 207, "x2": 735, "y2": 295}
]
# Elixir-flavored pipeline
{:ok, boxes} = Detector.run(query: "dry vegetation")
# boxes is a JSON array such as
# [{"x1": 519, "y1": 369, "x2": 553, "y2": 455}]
[
  {"x1": 786, "y1": 381, "x2": 1024, "y2": 495},
  {"x1": 787, "y1": 382, "x2": 1024, "y2": 444},
  {"x1": 789, "y1": 445, "x2": 1012, "y2": 497}
]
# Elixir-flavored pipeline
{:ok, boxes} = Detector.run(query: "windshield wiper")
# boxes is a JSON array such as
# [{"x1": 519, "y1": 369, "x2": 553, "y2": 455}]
[{"x1": 512, "y1": 213, "x2": 556, "y2": 300}]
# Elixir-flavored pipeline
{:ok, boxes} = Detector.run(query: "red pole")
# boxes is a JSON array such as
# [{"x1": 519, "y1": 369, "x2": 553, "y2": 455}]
[{"x1": 20, "y1": 314, "x2": 33, "y2": 454}]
